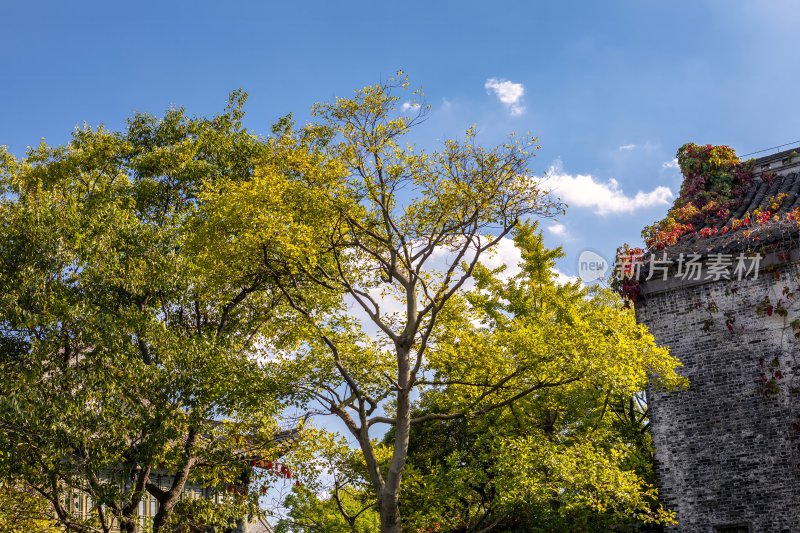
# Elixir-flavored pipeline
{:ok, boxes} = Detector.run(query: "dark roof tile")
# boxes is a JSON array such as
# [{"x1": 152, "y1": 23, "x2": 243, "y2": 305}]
[{"x1": 659, "y1": 144, "x2": 800, "y2": 255}]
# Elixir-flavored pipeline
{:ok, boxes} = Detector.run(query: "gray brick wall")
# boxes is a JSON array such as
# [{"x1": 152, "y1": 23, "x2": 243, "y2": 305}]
[{"x1": 637, "y1": 260, "x2": 800, "y2": 532}]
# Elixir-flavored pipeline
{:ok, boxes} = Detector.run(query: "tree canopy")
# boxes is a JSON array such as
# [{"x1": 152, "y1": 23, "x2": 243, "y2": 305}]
[
  {"x1": 0, "y1": 93, "x2": 327, "y2": 532},
  {"x1": 0, "y1": 75, "x2": 685, "y2": 532},
  {"x1": 196, "y1": 74, "x2": 685, "y2": 531}
]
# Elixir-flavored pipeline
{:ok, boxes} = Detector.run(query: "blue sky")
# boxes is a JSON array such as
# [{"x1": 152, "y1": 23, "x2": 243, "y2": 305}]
[{"x1": 2, "y1": 0, "x2": 799, "y2": 276}]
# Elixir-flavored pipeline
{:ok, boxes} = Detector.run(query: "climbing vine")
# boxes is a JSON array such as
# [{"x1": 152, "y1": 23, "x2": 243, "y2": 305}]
[
  {"x1": 615, "y1": 144, "x2": 800, "y2": 307},
  {"x1": 691, "y1": 262, "x2": 800, "y2": 402},
  {"x1": 617, "y1": 142, "x2": 800, "y2": 480},
  {"x1": 611, "y1": 244, "x2": 645, "y2": 304},
  {"x1": 642, "y1": 143, "x2": 756, "y2": 249},
  {"x1": 640, "y1": 144, "x2": 800, "y2": 251}
]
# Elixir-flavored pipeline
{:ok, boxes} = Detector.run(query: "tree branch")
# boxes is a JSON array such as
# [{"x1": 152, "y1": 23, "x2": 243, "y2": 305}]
[{"x1": 410, "y1": 376, "x2": 582, "y2": 425}]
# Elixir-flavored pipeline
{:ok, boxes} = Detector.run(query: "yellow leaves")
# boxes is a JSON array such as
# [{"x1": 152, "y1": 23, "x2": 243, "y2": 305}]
[
  {"x1": 372, "y1": 442, "x2": 394, "y2": 466},
  {"x1": 422, "y1": 223, "x2": 684, "y2": 425},
  {"x1": 129, "y1": 136, "x2": 202, "y2": 177},
  {"x1": 495, "y1": 432, "x2": 677, "y2": 525},
  {"x1": 189, "y1": 146, "x2": 340, "y2": 297}
]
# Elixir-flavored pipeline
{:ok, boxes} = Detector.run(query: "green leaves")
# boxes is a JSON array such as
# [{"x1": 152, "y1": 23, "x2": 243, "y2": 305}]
[
  {"x1": 0, "y1": 77, "x2": 685, "y2": 531},
  {"x1": 0, "y1": 95, "x2": 314, "y2": 531},
  {"x1": 375, "y1": 222, "x2": 684, "y2": 530}
]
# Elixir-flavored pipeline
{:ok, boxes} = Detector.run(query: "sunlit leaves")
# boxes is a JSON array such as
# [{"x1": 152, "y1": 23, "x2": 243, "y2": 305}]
[{"x1": 0, "y1": 94, "x2": 309, "y2": 530}]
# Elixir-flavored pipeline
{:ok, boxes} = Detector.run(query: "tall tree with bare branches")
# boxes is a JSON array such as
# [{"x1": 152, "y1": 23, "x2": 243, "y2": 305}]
[{"x1": 204, "y1": 73, "x2": 576, "y2": 530}]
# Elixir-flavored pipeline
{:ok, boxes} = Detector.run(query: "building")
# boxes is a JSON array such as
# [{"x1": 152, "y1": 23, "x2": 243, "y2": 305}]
[
  {"x1": 634, "y1": 147, "x2": 800, "y2": 532},
  {"x1": 63, "y1": 474, "x2": 247, "y2": 532},
  {"x1": 59, "y1": 427, "x2": 295, "y2": 532}
]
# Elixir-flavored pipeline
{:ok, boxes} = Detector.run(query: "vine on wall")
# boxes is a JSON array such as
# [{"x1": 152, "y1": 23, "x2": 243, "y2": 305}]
[
  {"x1": 613, "y1": 144, "x2": 800, "y2": 305},
  {"x1": 619, "y1": 143, "x2": 800, "y2": 473},
  {"x1": 642, "y1": 143, "x2": 755, "y2": 250},
  {"x1": 688, "y1": 262, "x2": 800, "y2": 404}
]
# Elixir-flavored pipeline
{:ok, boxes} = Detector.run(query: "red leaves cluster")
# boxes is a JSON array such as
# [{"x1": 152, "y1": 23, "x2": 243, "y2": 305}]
[
  {"x1": 643, "y1": 142, "x2": 758, "y2": 250},
  {"x1": 251, "y1": 459, "x2": 301, "y2": 488},
  {"x1": 756, "y1": 356, "x2": 784, "y2": 398}
]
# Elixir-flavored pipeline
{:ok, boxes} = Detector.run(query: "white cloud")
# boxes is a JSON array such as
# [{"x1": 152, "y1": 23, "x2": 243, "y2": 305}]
[
  {"x1": 540, "y1": 161, "x2": 674, "y2": 215},
  {"x1": 662, "y1": 158, "x2": 679, "y2": 169},
  {"x1": 617, "y1": 142, "x2": 659, "y2": 153},
  {"x1": 548, "y1": 222, "x2": 568, "y2": 237},
  {"x1": 473, "y1": 236, "x2": 524, "y2": 280},
  {"x1": 401, "y1": 101, "x2": 421, "y2": 112},
  {"x1": 484, "y1": 77, "x2": 526, "y2": 116},
  {"x1": 552, "y1": 268, "x2": 580, "y2": 286}
]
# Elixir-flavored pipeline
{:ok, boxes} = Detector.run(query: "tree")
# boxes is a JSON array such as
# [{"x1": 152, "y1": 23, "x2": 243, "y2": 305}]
[
  {"x1": 276, "y1": 223, "x2": 683, "y2": 532},
  {"x1": 0, "y1": 94, "x2": 325, "y2": 531},
  {"x1": 0, "y1": 481, "x2": 60, "y2": 532},
  {"x1": 306, "y1": 74, "x2": 560, "y2": 532},
  {"x1": 199, "y1": 73, "x2": 680, "y2": 531},
  {"x1": 385, "y1": 224, "x2": 681, "y2": 531}
]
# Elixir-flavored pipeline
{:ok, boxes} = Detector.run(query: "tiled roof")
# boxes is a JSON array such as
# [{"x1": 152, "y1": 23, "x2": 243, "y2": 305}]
[{"x1": 662, "y1": 147, "x2": 800, "y2": 255}]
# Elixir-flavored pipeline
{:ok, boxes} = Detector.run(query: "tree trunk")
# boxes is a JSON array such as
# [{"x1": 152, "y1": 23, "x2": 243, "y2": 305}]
[
  {"x1": 378, "y1": 345, "x2": 412, "y2": 532},
  {"x1": 117, "y1": 466, "x2": 150, "y2": 533},
  {"x1": 150, "y1": 467, "x2": 191, "y2": 532},
  {"x1": 151, "y1": 494, "x2": 177, "y2": 532},
  {"x1": 379, "y1": 490, "x2": 402, "y2": 532},
  {"x1": 118, "y1": 518, "x2": 138, "y2": 533},
  {"x1": 151, "y1": 428, "x2": 197, "y2": 532}
]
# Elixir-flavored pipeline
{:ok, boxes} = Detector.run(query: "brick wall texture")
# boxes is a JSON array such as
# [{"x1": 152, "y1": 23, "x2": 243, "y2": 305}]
[{"x1": 637, "y1": 262, "x2": 800, "y2": 532}]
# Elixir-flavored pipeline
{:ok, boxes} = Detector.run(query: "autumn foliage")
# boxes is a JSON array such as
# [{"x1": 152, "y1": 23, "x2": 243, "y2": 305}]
[{"x1": 642, "y1": 143, "x2": 754, "y2": 249}]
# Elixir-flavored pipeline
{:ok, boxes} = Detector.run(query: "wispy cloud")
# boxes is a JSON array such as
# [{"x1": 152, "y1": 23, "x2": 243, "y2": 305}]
[
  {"x1": 484, "y1": 77, "x2": 526, "y2": 116},
  {"x1": 540, "y1": 161, "x2": 673, "y2": 215},
  {"x1": 547, "y1": 222, "x2": 568, "y2": 237},
  {"x1": 618, "y1": 143, "x2": 637, "y2": 152},
  {"x1": 552, "y1": 268, "x2": 580, "y2": 286},
  {"x1": 401, "y1": 101, "x2": 420, "y2": 112},
  {"x1": 662, "y1": 158, "x2": 679, "y2": 169}
]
